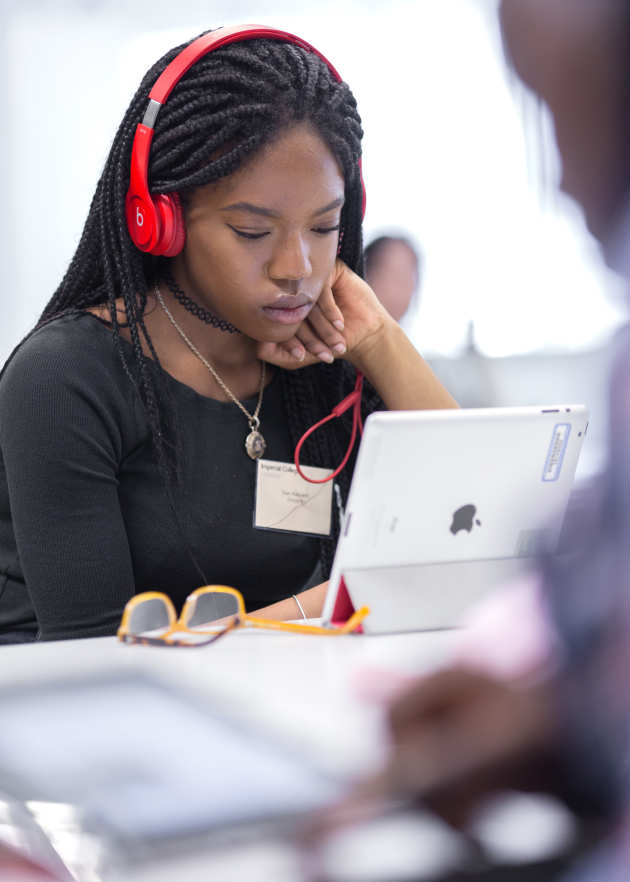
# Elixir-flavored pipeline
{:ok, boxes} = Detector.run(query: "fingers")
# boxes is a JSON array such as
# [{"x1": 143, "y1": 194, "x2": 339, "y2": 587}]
[
  {"x1": 293, "y1": 319, "x2": 340, "y2": 364},
  {"x1": 257, "y1": 340, "x2": 310, "y2": 370},
  {"x1": 316, "y1": 283, "x2": 346, "y2": 332},
  {"x1": 292, "y1": 288, "x2": 346, "y2": 363},
  {"x1": 305, "y1": 304, "x2": 347, "y2": 359},
  {"x1": 257, "y1": 339, "x2": 333, "y2": 371},
  {"x1": 276, "y1": 333, "x2": 307, "y2": 364}
]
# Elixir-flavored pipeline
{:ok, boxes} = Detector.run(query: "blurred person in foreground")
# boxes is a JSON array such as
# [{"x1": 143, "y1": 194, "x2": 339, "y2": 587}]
[
  {"x1": 363, "y1": 235, "x2": 421, "y2": 335},
  {"x1": 352, "y1": 0, "x2": 630, "y2": 878}
]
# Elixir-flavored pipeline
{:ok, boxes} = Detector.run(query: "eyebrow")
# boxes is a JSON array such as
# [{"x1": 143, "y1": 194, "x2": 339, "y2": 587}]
[{"x1": 220, "y1": 197, "x2": 345, "y2": 219}]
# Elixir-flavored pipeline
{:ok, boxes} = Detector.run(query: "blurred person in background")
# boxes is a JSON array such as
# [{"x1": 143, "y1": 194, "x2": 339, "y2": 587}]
[
  {"x1": 0, "y1": 27, "x2": 456, "y2": 643},
  {"x1": 364, "y1": 234, "x2": 421, "y2": 335},
  {"x1": 355, "y1": 0, "x2": 630, "y2": 879},
  {"x1": 364, "y1": 234, "x2": 499, "y2": 406}
]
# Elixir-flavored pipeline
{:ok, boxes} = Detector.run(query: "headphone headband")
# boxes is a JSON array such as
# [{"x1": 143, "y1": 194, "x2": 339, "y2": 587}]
[
  {"x1": 126, "y1": 24, "x2": 365, "y2": 257},
  {"x1": 149, "y1": 25, "x2": 343, "y2": 106}
]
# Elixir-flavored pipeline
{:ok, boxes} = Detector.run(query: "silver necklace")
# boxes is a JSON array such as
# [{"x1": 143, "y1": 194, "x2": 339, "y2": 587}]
[{"x1": 155, "y1": 285, "x2": 266, "y2": 460}]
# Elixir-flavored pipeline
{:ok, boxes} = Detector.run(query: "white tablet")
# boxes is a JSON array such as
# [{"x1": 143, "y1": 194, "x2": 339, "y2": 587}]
[{"x1": 323, "y1": 405, "x2": 588, "y2": 633}]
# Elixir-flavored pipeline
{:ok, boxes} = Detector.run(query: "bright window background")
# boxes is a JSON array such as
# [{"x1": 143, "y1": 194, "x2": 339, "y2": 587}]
[{"x1": 2, "y1": 0, "x2": 626, "y2": 364}]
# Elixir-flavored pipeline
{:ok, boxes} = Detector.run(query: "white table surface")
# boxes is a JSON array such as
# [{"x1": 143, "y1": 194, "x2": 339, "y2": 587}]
[
  {"x1": 0, "y1": 627, "x2": 465, "y2": 882},
  {"x1": 0, "y1": 628, "x2": 578, "y2": 882},
  {"x1": 0, "y1": 626, "x2": 460, "y2": 778}
]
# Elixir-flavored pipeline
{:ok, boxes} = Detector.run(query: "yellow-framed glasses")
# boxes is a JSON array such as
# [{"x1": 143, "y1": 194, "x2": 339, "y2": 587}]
[{"x1": 117, "y1": 585, "x2": 369, "y2": 647}]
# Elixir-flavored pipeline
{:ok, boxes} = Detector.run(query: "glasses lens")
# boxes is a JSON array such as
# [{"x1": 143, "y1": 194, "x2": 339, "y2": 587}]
[
  {"x1": 185, "y1": 591, "x2": 239, "y2": 630},
  {"x1": 127, "y1": 597, "x2": 172, "y2": 636}
]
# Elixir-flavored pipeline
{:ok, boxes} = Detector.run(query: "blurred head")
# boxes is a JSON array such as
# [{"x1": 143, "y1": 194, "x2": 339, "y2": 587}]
[
  {"x1": 499, "y1": 0, "x2": 630, "y2": 244},
  {"x1": 363, "y1": 236, "x2": 421, "y2": 322}
]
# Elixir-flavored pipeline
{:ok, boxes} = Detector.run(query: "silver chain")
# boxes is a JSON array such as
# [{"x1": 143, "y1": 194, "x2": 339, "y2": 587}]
[{"x1": 155, "y1": 285, "x2": 265, "y2": 430}]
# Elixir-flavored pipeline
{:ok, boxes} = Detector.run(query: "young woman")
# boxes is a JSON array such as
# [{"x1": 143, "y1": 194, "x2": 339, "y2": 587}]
[{"x1": 0, "y1": 26, "x2": 456, "y2": 643}]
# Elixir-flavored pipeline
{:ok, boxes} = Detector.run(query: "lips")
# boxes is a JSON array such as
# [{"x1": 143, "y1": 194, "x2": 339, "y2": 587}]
[
  {"x1": 261, "y1": 293, "x2": 314, "y2": 325},
  {"x1": 265, "y1": 293, "x2": 312, "y2": 310}
]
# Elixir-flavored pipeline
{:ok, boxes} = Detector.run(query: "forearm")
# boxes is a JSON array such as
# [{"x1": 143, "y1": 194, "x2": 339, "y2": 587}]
[
  {"x1": 249, "y1": 581, "x2": 329, "y2": 621},
  {"x1": 348, "y1": 319, "x2": 458, "y2": 411}
]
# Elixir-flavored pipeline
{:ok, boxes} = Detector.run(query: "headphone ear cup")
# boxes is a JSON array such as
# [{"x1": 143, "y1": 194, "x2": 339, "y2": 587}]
[
  {"x1": 126, "y1": 195, "x2": 160, "y2": 253},
  {"x1": 153, "y1": 192, "x2": 185, "y2": 257}
]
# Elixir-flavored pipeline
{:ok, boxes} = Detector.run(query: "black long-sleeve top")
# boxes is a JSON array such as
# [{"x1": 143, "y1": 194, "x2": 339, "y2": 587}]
[{"x1": 0, "y1": 313, "x2": 321, "y2": 642}]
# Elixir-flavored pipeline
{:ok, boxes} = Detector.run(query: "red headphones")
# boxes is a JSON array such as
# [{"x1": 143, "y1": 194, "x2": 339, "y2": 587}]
[{"x1": 125, "y1": 24, "x2": 366, "y2": 257}]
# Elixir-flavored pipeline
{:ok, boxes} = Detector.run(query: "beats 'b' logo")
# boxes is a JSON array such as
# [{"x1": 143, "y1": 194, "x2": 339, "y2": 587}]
[
  {"x1": 136, "y1": 205, "x2": 145, "y2": 227},
  {"x1": 450, "y1": 504, "x2": 482, "y2": 535}
]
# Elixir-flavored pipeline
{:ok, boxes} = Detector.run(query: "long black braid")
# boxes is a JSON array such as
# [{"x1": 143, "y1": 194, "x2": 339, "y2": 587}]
[{"x1": 37, "y1": 33, "x2": 382, "y2": 581}]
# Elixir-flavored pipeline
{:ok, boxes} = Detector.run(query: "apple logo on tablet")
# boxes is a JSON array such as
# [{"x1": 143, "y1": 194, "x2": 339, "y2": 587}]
[{"x1": 450, "y1": 504, "x2": 482, "y2": 535}]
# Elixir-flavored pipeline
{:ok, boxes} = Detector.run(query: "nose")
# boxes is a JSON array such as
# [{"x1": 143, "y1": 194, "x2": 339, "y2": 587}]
[{"x1": 267, "y1": 232, "x2": 312, "y2": 290}]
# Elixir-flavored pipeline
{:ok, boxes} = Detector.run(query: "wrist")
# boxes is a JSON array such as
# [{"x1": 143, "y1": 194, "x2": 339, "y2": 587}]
[
  {"x1": 345, "y1": 316, "x2": 402, "y2": 374},
  {"x1": 293, "y1": 593, "x2": 308, "y2": 620}
]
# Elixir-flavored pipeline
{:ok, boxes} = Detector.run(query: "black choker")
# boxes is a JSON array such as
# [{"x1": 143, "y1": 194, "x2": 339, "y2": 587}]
[{"x1": 162, "y1": 274, "x2": 240, "y2": 334}]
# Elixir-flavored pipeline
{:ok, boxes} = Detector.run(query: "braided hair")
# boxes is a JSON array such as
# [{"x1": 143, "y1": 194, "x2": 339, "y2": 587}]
[{"x1": 39, "y1": 32, "x2": 381, "y2": 580}]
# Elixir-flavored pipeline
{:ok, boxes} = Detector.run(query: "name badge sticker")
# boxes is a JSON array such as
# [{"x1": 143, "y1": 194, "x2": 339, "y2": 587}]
[
  {"x1": 254, "y1": 459, "x2": 333, "y2": 536},
  {"x1": 542, "y1": 423, "x2": 571, "y2": 482}
]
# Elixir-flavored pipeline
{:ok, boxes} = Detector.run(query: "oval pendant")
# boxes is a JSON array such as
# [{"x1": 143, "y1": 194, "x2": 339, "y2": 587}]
[{"x1": 245, "y1": 430, "x2": 266, "y2": 460}]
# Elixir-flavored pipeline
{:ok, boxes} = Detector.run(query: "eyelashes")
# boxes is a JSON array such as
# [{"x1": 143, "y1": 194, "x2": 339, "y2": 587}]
[
  {"x1": 228, "y1": 226, "x2": 268, "y2": 240},
  {"x1": 227, "y1": 224, "x2": 341, "y2": 240},
  {"x1": 314, "y1": 224, "x2": 341, "y2": 235}
]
